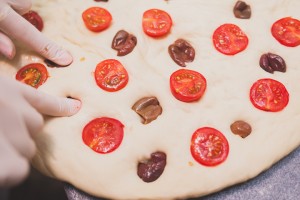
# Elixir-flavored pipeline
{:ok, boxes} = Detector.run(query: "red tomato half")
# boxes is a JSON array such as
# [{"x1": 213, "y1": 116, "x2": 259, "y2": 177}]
[
  {"x1": 16, "y1": 63, "x2": 48, "y2": 88},
  {"x1": 82, "y1": 7, "x2": 112, "y2": 32},
  {"x1": 213, "y1": 24, "x2": 248, "y2": 55},
  {"x1": 94, "y1": 59, "x2": 129, "y2": 92},
  {"x1": 170, "y1": 69, "x2": 207, "y2": 102},
  {"x1": 22, "y1": 10, "x2": 44, "y2": 31},
  {"x1": 271, "y1": 17, "x2": 300, "y2": 47},
  {"x1": 82, "y1": 117, "x2": 124, "y2": 154},
  {"x1": 142, "y1": 9, "x2": 172, "y2": 37},
  {"x1": 191, "y1": 127, "x2": 229, "y2": 167},
  {"x1": 250, "y1": 78, "x2": 289, "y2": 112}
]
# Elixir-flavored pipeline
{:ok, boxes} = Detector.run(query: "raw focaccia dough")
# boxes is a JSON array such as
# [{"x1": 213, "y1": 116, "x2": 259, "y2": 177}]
[{"x1": 1, "y1": 0, "x2": 300, "y2": 199}]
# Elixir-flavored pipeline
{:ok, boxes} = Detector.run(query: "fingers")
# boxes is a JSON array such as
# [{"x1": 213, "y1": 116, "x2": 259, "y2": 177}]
[
  {"x1": 0, "y1": 134, "x2": 30, "y2": 188},
  {"x1": 0, "y1": 5, "x2": 73, "y2": 66},
  {"x1": 0, "y1": 107, "x2": 37, "y2": 159},
  {"x1": 0, "y1": 31, "x2": 15, "y2": 59},
  {"x1": 0, "y1": 77, "x2": 44, "y2": 136},
  {"x1": 20, "y1": 83, "x2": 82, "y2": 117},
  {"x1": 21, "y1": 101, "x2": 44, "y2": 136},
  {"x1": 39, "y1": 42, "x2": 73, "y2": 66},
  {"x1": 31, "y1": 92, "x2": 82, "y2": 117}
]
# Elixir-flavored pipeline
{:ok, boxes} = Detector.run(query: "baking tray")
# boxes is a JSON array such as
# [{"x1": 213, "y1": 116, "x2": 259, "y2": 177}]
[{"x1": 64, "y1": 146, "x2": 300, "y2": 200}]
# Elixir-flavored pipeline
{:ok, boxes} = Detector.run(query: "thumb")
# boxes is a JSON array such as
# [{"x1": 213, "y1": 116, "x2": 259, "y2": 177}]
[{"x1": 19, "y1": 83, "x2": 81, "y2": 117}]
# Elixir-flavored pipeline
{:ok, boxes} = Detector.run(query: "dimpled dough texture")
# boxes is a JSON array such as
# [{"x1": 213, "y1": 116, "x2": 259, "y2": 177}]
[{"x1": 1, "y1": 0, "x2": 300, "y2": 199}]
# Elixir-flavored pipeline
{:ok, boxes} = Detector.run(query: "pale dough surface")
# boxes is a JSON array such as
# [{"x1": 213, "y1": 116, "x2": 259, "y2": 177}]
[{"x1": 1, "y1": 0, "x2": 300, "y2": 199}]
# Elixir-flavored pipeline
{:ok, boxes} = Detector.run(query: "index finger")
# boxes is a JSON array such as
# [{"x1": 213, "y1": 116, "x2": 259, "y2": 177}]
[{"x1": 18, "y1": 82, "x2": 81, "y2": 117}]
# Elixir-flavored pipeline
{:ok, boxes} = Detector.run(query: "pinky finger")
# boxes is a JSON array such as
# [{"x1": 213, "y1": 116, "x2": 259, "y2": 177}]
[{"x1": 0, "y1": 32, "x2": 15, "y2": 59}]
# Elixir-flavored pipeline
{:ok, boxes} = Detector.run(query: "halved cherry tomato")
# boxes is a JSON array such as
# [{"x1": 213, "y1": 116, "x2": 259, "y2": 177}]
[
  {"x1": 250, "y1": 78, "x2": 289, "y2": 112},
  {"x1": 191, "y1": 127, "x2": 229, "y2": 167},
  {"x1": 82, "y1": 117, "x2": 124, "y2": 154},
  {"x1": 271, "y1": 17, "x2": 300, "y2": 47},
  {"x1": 22, "y1": 10, "x2": 44, "y2": 31},
  {"x1": 213, "y1": 24, "x2": 248, "y2": 55},
  {"x1": 16, "y1": 63, "x2": 48, "y2": 88},
  {"x1": 142, "y1": 9, "x2": 172, "y2": 37},
  {"x1": 82, "y1": 7, "x2": 112, "y2": 32},
  {"x1": 94, "y1": 59, "x2": 129, "y2": 92},
  {"x1": 170, "y1": 69, "x2": 206, "y2": 102}
]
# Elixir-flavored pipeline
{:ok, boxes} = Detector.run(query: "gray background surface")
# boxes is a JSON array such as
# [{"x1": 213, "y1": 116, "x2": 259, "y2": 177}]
[{"x1": 65, "y1": 147, "x2": 300, "y2": 200}]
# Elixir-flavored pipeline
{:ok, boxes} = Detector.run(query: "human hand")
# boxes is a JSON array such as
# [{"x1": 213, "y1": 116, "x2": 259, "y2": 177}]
[
  {"x1": 0, "y1": 0, "x2": 73, "y2": 66},
  {"x1": 0, "y1": 76, "x2": 81, "y2": 187}
]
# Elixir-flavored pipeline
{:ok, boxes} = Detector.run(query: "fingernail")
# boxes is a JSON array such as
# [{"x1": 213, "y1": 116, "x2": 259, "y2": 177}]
[{"x1": 67, "y1": 99, "x2": 82, "y2": 115}]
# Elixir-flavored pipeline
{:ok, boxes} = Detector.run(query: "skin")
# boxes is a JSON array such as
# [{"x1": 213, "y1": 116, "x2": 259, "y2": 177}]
[
  {"x1": 0, "y1": 76, "x2": 81, "y2": 188},
  {"x1": 0, "y1": 0, "x2": 81, "y2": 187},
  {"x1": 0, "y1": 0, "x2": 73, "y2": 66}
]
